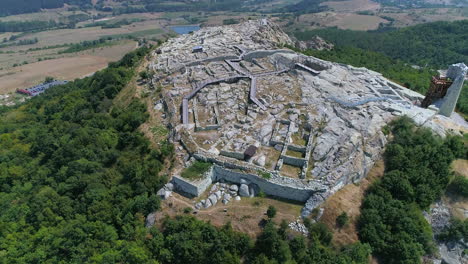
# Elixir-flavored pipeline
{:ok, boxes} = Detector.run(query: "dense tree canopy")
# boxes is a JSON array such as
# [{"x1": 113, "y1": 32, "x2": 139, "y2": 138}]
[
  {"x1": 0, "y1": 46, "x2": 176, "y2": 262},
  {"x1": 358, "y1": 117, "x2": 466, "y2": 263},
  {"x1": 295, "y1": 20, "x2": 468, "y2": 68}
]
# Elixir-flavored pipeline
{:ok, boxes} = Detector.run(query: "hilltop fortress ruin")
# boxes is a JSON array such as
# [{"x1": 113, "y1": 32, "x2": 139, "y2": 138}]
[{"x1": 150, "y1": 20, "x2": 467, "y2": 217}]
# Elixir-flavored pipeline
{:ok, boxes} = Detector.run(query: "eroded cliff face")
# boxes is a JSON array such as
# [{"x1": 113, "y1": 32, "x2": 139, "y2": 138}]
[{"x1": 149, "y1": 19, "x2": 468, "y2": 215}]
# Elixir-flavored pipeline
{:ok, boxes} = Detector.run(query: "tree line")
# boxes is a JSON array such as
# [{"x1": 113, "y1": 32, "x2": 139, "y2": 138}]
[
  {"x1": 0, "y1": 46, "x2": 174, "y2": 262},
  {"x1": 0, "y1": 20, "x2": 60, "y2": 33},
  {"x1": 294, "y1": 20, "x2": 468, "y2": 68}
]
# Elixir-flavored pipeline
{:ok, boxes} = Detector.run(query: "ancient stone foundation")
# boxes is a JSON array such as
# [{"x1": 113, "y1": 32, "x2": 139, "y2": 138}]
[{"x1": 171, "y1": 165, "x2": 325, "y2": 203}]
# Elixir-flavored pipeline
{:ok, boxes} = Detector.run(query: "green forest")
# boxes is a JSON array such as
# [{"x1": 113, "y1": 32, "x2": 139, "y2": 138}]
[
  {"x1": 358, "y1": 117, "x2": 466, "y2": 263},
  {"x1": 295, "y1": 20, "x2": 468, "y2": 68}
]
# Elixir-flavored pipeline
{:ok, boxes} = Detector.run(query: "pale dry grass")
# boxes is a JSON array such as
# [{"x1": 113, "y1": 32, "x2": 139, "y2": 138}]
[
  {"x1": 443, "y1": 159, "x2": 468, "y2": 220},
  {"x1": 280, "y1": 164, "x2": 302, "y2": 178},
  {"x1": 452, "y1": 159, "x2": 468, "y2": 178},
  {"x1": 158, "y1": 191, "x2": 303, "y2": 237},
  {"x1": 321, "y1": 0, "x2": 380, "y2": 12},
  {"x1": 328, "y1": 13, "x2": 389, "y2": 30},
  {"x1": 319, "y1": 160, "x2": 385, "y2": 247}
]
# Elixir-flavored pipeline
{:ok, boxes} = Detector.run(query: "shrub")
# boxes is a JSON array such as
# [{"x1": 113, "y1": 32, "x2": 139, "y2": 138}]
[
  {"x1": 258, "y1": 190, "x2": 266, "y2": 198},
  {"x1": 437, "y1": 218, "x2": 468, "y2": 242},
  {"x1": 267, "y1": 205, "x2": 277, "y2": 219},
  {"x1": 336, "y1": 212, "x2": 349, "y2": 228},
  {"x1": 259, "y1": 171, "x2": 271, "y2": 179},
  {"x1": 448, "y1": 175, "x2": 468, "y2": 197},
  {"x1": 183, "y1": 207, "x2": 193, "y2": 214}
]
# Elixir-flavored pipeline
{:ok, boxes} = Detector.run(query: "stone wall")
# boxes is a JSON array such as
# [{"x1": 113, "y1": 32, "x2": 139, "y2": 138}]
[
  {"x1": 287, "y1": 144, "x2": 306, "y2": 153},
  {"x1": 243, "y1": 49, "x2": 295, "y2": 62},
  {"x1": 220, "y1": 150, "x2": 245, "y2": 160},
  {"x1": 281, "y1": 155, "x2": 306, "y2": 167},
  {"x1": 172, "y1": 167, "x2": 214, "y2": 197},
  {"x1": 212, "y1": 166, "x2": 319, "y2": 202}
]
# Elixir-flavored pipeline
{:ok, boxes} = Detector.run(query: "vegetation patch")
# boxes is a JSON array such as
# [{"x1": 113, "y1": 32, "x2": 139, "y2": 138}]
[
  {"x1": 181, "y1": 161, "x2": 212, "y2": 180},
  {"x1": 259, "y1": 171, "x2": 272, "y2": 179},
  {"x1": 59, "y1": 38, "x2": 115, "y2": 53},
  {"x1": 0, "y1": 46, "x2": 180, "y2": 262}
]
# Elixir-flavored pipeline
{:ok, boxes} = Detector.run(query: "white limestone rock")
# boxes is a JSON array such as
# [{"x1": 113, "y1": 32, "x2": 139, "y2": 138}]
[
  {"x1": 204, "y1": 199, "x2": 212, "y2": 208},
  {"x1": 208, "y1": 194, "x2": 218, "y2": 205},
  {"x1": 254, "y1": 155, "x2": 266, "y2": 167},
  {"x1": 229, "y1": 184, "x2": 239, "y2": 192},
  {"x1": 145, "y1": 212, "x2": 157, "y2": 228},
  {"x1": 239, "y1": 184, "x2": 250, "y2": 197}
]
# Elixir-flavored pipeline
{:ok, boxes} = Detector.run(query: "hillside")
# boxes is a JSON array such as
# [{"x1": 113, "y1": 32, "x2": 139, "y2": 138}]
[{"x1": 0, "y1": 19, "x2": 466, "y2": 264}]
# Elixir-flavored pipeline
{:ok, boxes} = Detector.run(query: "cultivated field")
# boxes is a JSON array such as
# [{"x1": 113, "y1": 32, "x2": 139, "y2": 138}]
[
  {"x1": 321, "y1": 0, "x2": 381, "y2": 12},
  {"x1": 327, "y1": 13, "x2": 389, "y2": 30},
  {"x1": 0, "y1": 40, "x2": 136, "y2": 93},
  {"x1": 0, "y1": 11, "x2": 174, "y2": 93}
]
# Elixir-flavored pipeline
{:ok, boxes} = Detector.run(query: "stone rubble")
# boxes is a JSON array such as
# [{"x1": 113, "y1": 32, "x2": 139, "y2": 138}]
[
  {"x1": 194, "y1": 182, "x2": 246, "y2": 209},
  {"x1": 288, "y1": 219, "x2": 309, "y2": 236}
]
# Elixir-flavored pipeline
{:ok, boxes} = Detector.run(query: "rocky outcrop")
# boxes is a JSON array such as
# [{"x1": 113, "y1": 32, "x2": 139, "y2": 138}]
[
  {"x1": 296, "y1": 36, "x2": 334, "y2": 51},
  {"x1": 425, "y1": 200, "x2": 468, "y2": 264}
]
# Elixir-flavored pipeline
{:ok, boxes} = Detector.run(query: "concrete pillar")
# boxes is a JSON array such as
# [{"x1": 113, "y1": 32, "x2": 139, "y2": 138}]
[{"x1": 438, "y1": 63, "x2": 468, "y2": 117}]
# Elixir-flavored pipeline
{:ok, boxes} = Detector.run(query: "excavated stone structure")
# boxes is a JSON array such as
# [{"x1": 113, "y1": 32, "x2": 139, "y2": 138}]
[
  {"x1": 436, "y1": 63, "x2": 468, "y2": 117},
  {"x1": 150, "y1": 20, "x2": 468, "y2": 217}
]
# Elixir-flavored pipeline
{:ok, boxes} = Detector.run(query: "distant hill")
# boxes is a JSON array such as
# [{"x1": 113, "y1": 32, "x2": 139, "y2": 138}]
[
  {"x1": 0, "y1": 0, "x2": 91, "y2": 16},
  {"x1": 295, "y1": 20, "x2": 468, "y2": 68}
]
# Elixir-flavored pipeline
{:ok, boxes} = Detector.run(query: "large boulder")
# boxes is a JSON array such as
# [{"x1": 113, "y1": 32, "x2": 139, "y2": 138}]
[
  {"x1": 239, "y1": 184, "x2": 250, "y2": 197},
  {"x1": 229, "y1": 184, "x2": 239, "y2": 192},
  {"x1": 204, "y1": 199, "x2": 212, "y2": 208},
  {"x1": 145, "y1": 212, "x2": 157, "y2": 228},
  {"x1": 215, "y1": 190, "x2": 222, "y2": 200},
  {"x1": 254, "y1": 155, "x2": 266, "y2": 166},
  {"x1": 208, "y1": 194, "x2": 218, "y2": 206}
]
